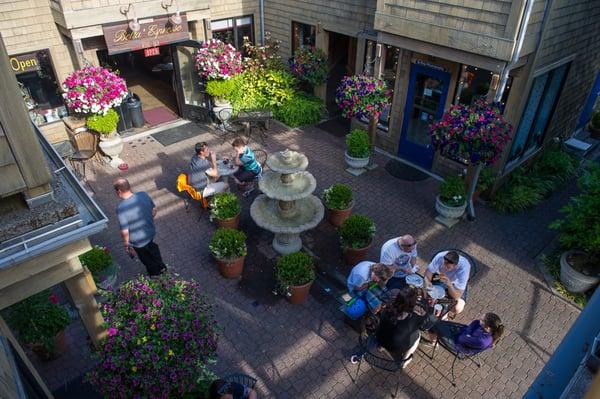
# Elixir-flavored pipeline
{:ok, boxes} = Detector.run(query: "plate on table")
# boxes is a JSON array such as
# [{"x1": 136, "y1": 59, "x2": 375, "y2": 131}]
[
  {"x1": 426, "y1": 285, "x2": 446, "y2": 300},
  {"x1": 405, "y1": 274, "x2": 423, "y2": 288}
]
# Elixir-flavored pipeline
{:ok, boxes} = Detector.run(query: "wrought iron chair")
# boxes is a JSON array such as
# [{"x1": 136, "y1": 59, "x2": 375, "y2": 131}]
[
  {"x1": 350, "y1": 334, "x2": 412, "y2": 398},
  {"x1": 215, "y1": 107, "x2": 245, "y2": 144},
  {"x1": 68, "y1": 129, "x2": 98, "y2": 182},
  {"x1": 222, "y1": 373, "x2": 257, "y2": 390}
]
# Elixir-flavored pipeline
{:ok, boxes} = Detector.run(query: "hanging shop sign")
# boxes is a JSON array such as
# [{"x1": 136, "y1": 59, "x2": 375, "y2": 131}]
[
  {"x1": 144, "y1": 47, "x2": 161, "y2": 57},
  {"x1": 103, "y1": 15, "x2": 189, "y2": 55},
  {"x1": 9, "y1": 51, "x2": 41, "y2": 74}
]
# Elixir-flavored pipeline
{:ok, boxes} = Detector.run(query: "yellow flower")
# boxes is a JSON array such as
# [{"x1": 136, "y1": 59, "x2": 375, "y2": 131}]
[
  {"x1": 150, "y1": 324, "x2": 156, "y2": 331},
  {"x1": 168, "y1": 349, "x2": 174, "y2": 356},
  {"x1": 142, "y1": 336, "x2": 148, "y2": 343},
  {"x1": 136, "y1": 339, "x2": 141, "y2": 345},
  {"x1": 131, "y1": 366, "x2": 137, "y2": 372}
]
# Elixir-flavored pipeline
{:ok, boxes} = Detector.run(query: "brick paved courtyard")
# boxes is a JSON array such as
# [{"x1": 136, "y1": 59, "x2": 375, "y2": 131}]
[{"x1": 41, "y1": 121, "x2": 580, "y2": 398}]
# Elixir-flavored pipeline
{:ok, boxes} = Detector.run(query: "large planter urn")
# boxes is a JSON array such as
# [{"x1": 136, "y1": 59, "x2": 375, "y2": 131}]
[
  {"x1": 326, "y1": 201, "x2": 354, "y2": 227},
  {"x1": 344, "y1": 151, "x2": 369, "y2": 170},
  {"x1": 215, "y1": 255, "x2": 245, "y2": 279},
  {"x1": 215, "y1": 213, "x2": 240, "y2": 230},
  {"x1": 98, "y1": 132, "x2": 125, "y2": 168},
  {"x1": 212, "y1": 99, "x2": 232, "y2": 123},
  {"x1": 95, "y1": 262, "x2": 120, "y2": 291},
  {"x1": 435, "y1": 196, "x2": 467, "y2": 220},
  {"x1": 32, "y1": 330, "x2": 67, "y2": 361},
  {"x1": 559, "y1": 250, "x2": 600, "y2": 294},
  {"x1": 343, "y1": 241, "x2": 372, "y2": 266},
  {"x1": 286, "y1": 280, "x2": 314, "y2": 304}
]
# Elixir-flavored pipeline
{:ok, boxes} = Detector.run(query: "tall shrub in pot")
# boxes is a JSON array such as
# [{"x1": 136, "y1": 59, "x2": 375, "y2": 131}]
[
  {"x1": 339, "y1": 214, "x2": 376, "y2": 265},
  {"x1": 276, "y1": 252, "x2": 315, "y2": 304},
  {"x1": 209, "y1": 228, "x2": 247, "y2": 278},
  {"x1": 345, "y1": 129, "x2": 371, "y2": 169},
  {"x1": 323, "y1": 183, "x2": 353, "y2": 227},
  {"x1": 210, "y1": 192, "x2": 241, "y2": 229}
]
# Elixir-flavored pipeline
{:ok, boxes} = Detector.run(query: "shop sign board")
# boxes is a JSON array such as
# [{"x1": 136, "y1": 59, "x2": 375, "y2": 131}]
[
  {"x1": 103, "y1": 16, "x2": 189, "y2": 55},
  {"x1": 144, "y1": 47, "x2": 161, "y2": 57},
  {"x1": 9, "y1": 52, "x2": 41, "y2": 74}
]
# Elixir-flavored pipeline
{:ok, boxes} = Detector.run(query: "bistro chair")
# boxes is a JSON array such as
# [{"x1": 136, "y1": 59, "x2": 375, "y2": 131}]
[
  {"x1": 216, "y1": 107, "x2": 245, "y2": 144},
  {"x1": 176, "y1": 173, "x2": 209, "y2": 210},
  {"x1": 68, "y1": 129, "x2": 98, "y2": 182},
  {"x1": 350, "y1": 334, "x2": 412, "y2": 398},
  {"x1": 236, "y1": 148, "x2": 267, "y2": 198},
  {"x1": 222, "y1": 373, "x2": 257, "y2": 390}
]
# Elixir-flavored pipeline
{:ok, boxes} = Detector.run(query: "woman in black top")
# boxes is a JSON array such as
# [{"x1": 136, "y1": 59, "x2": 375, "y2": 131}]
[{"x1": 376, "y1": 286, "x2": 427, "y2": 367}]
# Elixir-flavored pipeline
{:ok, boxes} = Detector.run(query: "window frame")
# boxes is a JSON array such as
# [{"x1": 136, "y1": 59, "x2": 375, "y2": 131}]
[
  {"x1": 211, "y1": 15, "x2": 255, "y2": 50},
  {"x1": 291, "y1": 21, "x2": 316, "y2": 55}
]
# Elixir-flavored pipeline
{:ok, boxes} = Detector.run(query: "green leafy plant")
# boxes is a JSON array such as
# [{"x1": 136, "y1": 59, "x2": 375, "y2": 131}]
[
  {"x1": 205, "y1": 79, "x2": 236, "y2": 101},
  {"x1": 531, "y1": 146, "x2": 578, "y2": 188},
  {"x1": 86, "y1": 108, "x2": 119, "y2": 135},
  {"x1": 346, "y1": 129, "x2": 371, "y2": 158},
  {"x1": 439, "y1": 175, "x2": 466, "y2": 207},
  {"x1": 476, "y1": 167, "x2": 496, "y2": 193},
  {"x1": 276, "y1": 252, "x2": 315, "y2": 287},
  {"x1": 6, "y1": 290, "x2": 70, "y2": 356},
  {"x1": 210, "y1": 192, "x2": 241, "y2": 220},
  {"x1": 549, "y1": 163, "x2": 600, "y2": 276},
  {"x1": 273, "y1": 94, "x2": 324, "y2": 127},
  {"x1": 338, "y1": 214, "x2": 375, "y2": 249},
  {"x1": 209, "y1": 228, "x2": 247, "y2": 260},
  {"x1": 492, "y1": 184, "x2": 544, "y2": 213},
  {"x1": 79, "y1": 245, "x2": 113, "y2": 278},
  {"x1": 323, "y1": 183, "x2": 353, "y2": 210},
  {"x1": 242, "y1": 33, "x2": 284, "y2": 72},
  {"x1": 229, "y1": 69, "x2": 297, "y2": 111}
]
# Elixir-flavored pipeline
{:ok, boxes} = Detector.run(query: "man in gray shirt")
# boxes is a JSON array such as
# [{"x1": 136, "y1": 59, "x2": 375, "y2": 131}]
[
  {"x1": 114, "y1": 178, "x2": 166, "y2": 276},
  {"x1": 189, "y1": 142, "x2": 228, "y2": 198}
]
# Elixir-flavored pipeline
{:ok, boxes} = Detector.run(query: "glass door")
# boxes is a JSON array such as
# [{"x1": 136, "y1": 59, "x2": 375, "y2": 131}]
[
  {"x1": 172, "y1": 40, "x2": 210, "y2": 122},
  {"x1": 398, "y1": 64, "x2": 451, "y2": 169}
]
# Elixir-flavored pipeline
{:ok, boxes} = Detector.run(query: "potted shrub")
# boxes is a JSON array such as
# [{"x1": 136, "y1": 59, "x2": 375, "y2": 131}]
[
  {"x1": 209, "y1": 228, "x2": 247, "y2": 278},
  {"x1": 87, "y1": 109, "x2": 123, "y2": 159},
  {"x1": 323, "y1": 183, "x2": 353, "y2": 227},
  {"x1": 79, "y1": 245, "x2": 119, "y2": 290},
  {"x1": 589, "y1": 108, "x2": 600, "y2": 139},
  {"x1": 276, "y1": 252, "x2": 315, "y2": 304},
  {"x1": 345, "y1": 129, "x2": 371, "y2": 169},
  {"x1": 87, "y1": 273, "x2": 219, "y2": 398},
  {"x1": 435, "y1": 175, "x2": 467, "y2": 221},
  {"x1": 210, "y1": 192, "x2": 241, "y2": 229},
  {"x1": 550, "y1": 164, "x2": 600, "y2": 293},
  {"x1": 205, "y1": 79, "x2": 236, "y2": 123},
  {"x1": 339, "y1": 214, "x2": 376, "y2": 265},
  {"x1": 6, "y1": 290, "x2": 70, "y2": 360}
]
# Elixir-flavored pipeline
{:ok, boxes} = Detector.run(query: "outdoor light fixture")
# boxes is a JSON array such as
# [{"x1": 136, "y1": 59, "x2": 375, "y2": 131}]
[
  {"x1": 162, "y1": 0, "x2": 182, "y2": 25},
  {"x1": 120, "y1": 3, "x2": 141, "y2": 32}
]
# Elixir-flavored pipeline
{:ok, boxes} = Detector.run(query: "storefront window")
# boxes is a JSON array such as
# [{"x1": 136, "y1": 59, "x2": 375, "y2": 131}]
[
  {"x1": 11, "y1": 49, "x2": 66, "y2": 126},
  {"x1": 291, "y1": 21, "x2": 316, "y2": 54},
  {"x1": 454, "y1": 65, "x2": 512, "y2": 108},
  {"x1": 211, "y1": 16, "x2": 254, "y2": 50}
]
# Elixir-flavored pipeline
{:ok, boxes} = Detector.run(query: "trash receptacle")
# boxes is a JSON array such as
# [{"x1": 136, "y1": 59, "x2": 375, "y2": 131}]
[
  {"x1": 124, "y1": 94, "x2": 144, "y2": 128},
  {"x1": 116, "y1": 102, "x2": 131, "y2": 132}
]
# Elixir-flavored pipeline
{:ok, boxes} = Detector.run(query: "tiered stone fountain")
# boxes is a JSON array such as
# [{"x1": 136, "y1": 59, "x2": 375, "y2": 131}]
[{"x1": 250, "y1": 149, "x2": 324, "y2": 255}]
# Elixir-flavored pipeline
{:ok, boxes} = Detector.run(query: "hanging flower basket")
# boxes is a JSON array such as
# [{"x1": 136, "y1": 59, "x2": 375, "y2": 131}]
[
  {"x1": 429, "y1": 99, "x2": 512, "y2": 166},
  {"x1": 195, "y1": 39, "x2": 243, "y2": 80},
  {"x1": 335, "y1": 75, "x2": 390, "y2": 120},
  {"x1": 289, "y1": 47, "x2": 328, "y2": 88},
  {"x1": 62, "y1": 66, "x2": 128, "y2": 115}
]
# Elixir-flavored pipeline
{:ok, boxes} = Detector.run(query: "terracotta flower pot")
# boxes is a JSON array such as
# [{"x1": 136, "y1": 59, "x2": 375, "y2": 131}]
[
  {"x1": 32, "y1": 330, "x2": 67, "y2": 361},
  {"x1": 286, "y1": 280, "x2": 314, "y2": 304},
  {"x1": 215, "y1": 255, "x2": 245, "y2": 278},
  {"x1": 215, "y1": 213, "x2": 240, "y2": 230},
  {"x1": 343, "y1": 241, "x2": 372, "y2": 266},
  {"x1": 326, "y1": 202, "x2": 354, "y2": 227}
]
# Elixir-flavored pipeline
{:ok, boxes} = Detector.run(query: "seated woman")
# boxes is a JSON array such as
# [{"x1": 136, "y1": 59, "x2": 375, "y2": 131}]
[
  {"x1": 231, "y1": 138, "x2": 262, "y2": 193},
  {"x1": 429, "y1": 312, "x2": 504, "y2": 355},
  {"x1": 209, "y1": 379, "x2": 257, "y2": 399},
  {"x1": 347, "y1": 261, "x2": 394, "y2": 314},
  {"x1": 375, "y1": 286, "x2": 429, "y2": 367},
  {"x1": 189, "y1": 142, "x2": 229, "y2": 198}
]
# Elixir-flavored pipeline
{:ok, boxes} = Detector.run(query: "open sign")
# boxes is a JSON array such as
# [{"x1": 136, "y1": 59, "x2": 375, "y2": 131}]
[{"x1": 9, "y1": 52, "x2": 40, "y2": 74}]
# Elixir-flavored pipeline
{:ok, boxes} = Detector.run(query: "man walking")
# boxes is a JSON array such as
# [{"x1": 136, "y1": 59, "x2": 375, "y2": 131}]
[{"x1": 114, "y1": 178, "x2": 166, "y2": 276}]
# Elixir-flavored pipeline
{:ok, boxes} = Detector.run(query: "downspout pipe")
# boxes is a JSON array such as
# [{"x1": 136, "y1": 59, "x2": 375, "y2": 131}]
[
  {"x1": 494, "y1": 0, "x2": 536, "y2": 102},
  {"x1": 259, "y1": 0, "x2": 265, "y2": 45}
]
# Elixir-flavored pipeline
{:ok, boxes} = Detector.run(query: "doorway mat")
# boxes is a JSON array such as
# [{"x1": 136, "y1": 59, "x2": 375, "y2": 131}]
[
  {"x1": 315, "y1": 116, "x2": 350, "y2": 138},
  {"x1": 143, "y1": 106, "x2": 179, "y2": 126},
  {"x1": 151, "y1": 122, "x2": 209, "y2": 147},
  {"x1": 384, "y1": 159, "x2": 431, "y2": 181}
]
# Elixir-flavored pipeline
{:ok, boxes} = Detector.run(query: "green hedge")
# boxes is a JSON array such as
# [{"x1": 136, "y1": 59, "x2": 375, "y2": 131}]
[{"x1": 274, "y1": 94, "x2": 324, "y2": 127}]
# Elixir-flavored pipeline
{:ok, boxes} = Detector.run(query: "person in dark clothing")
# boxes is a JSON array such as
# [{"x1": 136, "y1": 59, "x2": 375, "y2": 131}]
[
  {"x1": 114, "y1": 178, "x2": 166, "y2": 276},
  {"x1": 209, "y1": 379, "x2": 257, "y2": 399},
  {"x1": 375, "y1": 286, "x2": 429, "y2": 367},
  {"x1": 430, "y1": 312, "x2": 504, "y2": 355}
]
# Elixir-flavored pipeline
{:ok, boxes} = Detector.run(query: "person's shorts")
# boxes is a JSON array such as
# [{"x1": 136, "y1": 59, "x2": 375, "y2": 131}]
[{"x1": 433, "y1": 281, "x2": 468, "y2": 302}]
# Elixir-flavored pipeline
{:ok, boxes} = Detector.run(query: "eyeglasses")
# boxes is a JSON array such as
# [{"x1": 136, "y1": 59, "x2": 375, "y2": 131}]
[{"x1": 443, "y1": 257, "x2": 456, "y2": 265}]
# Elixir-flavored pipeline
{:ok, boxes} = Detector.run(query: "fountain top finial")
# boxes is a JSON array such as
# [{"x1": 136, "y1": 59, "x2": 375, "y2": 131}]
[{"x1": 266, "y1": 149, "x2": 309, "y2": 173}]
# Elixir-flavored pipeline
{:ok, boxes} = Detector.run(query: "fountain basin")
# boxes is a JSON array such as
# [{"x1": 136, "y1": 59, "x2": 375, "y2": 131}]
[
  {"x1": 266, "y1": 149, "x2": 308, "y2": 174},
  {"x1": 250, "y1": 194, "x2": 324, "y2": 234},
  {"x1": 258, "y1": 171, "x2": 317, "y2": 201}
]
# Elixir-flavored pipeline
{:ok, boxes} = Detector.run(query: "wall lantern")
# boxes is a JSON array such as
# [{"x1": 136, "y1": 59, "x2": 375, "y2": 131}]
[
  {"x1": 162, "y1": 0, "x2": 182, "y2": 25},
  {"x1": 120, "y1": 3, "x2": 141, "y2": 32}
]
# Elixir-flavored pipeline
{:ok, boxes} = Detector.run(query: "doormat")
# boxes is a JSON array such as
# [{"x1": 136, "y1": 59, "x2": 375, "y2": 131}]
[
  {"x1": 143, "y1": 106, "x2": 178, "y2": 126},
  {"x1": 315, "y1": 116, "x2": 350, "y2": 138},
  {"x1": 384, "y1": 159, "x2": 430, "y2": 181},
  {"x1": 151, "y1": 122, "x2": 209, "y2": 146}
]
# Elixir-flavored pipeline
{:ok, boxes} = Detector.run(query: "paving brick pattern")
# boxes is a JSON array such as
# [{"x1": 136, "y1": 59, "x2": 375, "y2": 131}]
[{"x1": 43, "y1": 122, "x2": 579, "y2": 398}]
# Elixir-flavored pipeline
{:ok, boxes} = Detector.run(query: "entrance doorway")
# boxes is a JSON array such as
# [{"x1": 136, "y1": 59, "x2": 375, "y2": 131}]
[
  {"x1": 326, "y1": 31, "x2": 357, "y2": 114},
  {"x1": 398, "y1": 63, "x2": 451, "y2": 169},
  {"x1": 98, "y1": 45, "x2": 180, "y2": 127}
]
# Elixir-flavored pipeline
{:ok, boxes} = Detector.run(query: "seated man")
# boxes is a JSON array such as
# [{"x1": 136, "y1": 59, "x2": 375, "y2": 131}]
[
  {"x1": 231, "y1": 138, "x2": 262, "y2": 194},
  {"x1": 423, "y1": 250, "x2": 470, "y2": 316},
  {"x1": 380, "y1": 234, "x2": 419, "y2": 290},
  {"x1": 189, "y1": 142, "x2": 229, "y2": 198},
  {"x1": 347, "y1": 261, "x2": 394, "y2": 314}
]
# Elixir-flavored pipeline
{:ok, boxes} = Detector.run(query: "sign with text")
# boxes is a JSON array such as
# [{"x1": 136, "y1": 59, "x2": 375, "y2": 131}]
[
  {"x1": 103, "y1": 16, "x2": 189, "y2": 55},
  {"x1": 9, "y1": 52, "x2": 41, "y2": 74},
  {"x1": 144, "y1": 47, "x2": 160, "y2": 57}
]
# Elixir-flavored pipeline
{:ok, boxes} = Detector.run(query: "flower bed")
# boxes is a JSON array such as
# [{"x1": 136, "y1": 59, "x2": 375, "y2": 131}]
[
  {"x1": 62, "y1": 66, "x2": 127, "y2": 115},
  {"x1": 195, "y1": 39, "x2": 243, "y2": 80}
]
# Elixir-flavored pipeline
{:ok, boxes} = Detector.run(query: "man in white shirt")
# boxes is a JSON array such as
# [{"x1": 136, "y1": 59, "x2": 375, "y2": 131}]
[
  {"x1": 380, "y1": 234, "x2": 419, "y2": 289},
  {"x1": 424, "y1": 250, "x2": 471, "y2": 316}
]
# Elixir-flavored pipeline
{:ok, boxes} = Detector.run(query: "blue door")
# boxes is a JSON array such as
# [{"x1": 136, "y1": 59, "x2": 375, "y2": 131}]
[
  {"x1": 576, "y1": 71, "x2": 600, "y2": 130},
  {"x1": 398, "y1": 64, "x2": 451, "y2": 169}
]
